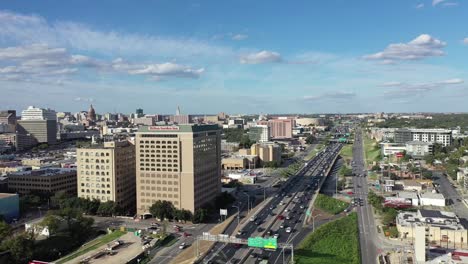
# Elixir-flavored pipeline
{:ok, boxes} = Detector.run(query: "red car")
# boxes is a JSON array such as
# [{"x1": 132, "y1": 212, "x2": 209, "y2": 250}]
[
  {"x1": 347, "y1": 191, "x2": 354, "y2": 195},
  {"x1": 183, "y1": 232, "x2": 191, "y2": 237},
  {"x1": 277, "y1": 215, "x2": 285, "y2": 220}
]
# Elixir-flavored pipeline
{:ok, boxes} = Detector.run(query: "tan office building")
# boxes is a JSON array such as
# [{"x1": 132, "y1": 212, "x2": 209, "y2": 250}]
[
  {"x1": 136, "y1": 124, "x2": 221, "y2": 215},
  {"x1": 8, "y1": 168, "x2": 76, "y2": 195},
  {"x1": 77, "y1": 141, "x2": 136, "y2": 212}
]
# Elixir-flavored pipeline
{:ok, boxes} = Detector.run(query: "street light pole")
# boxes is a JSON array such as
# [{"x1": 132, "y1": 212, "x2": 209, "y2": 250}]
[
  {"x1": 242, "y1": 192, "x2": 251, "y2": 214},
  {"x1": 232, "y1": 204, "x2": 240, "y2": 228}
]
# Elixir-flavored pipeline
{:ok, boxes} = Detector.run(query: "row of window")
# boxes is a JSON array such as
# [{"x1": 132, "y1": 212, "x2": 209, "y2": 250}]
[
  {"x1": 140, "y1": 149, "x2": 177, "y2": 154},
  {"x1": 139, "y1": 163, "x2": 178, "y2": 167},
  {"x1": 141, "y1": 192, "x2": 179, "y2": 198},
  {"x1": 140, "y1": 179, "x2": 178, "y2": 185},
  {"x1": 140, "y1": 198, "x2": 179, "y2": 205},
  {"x1": 140, "y1": 140, "x2": 178, "y2": 144},
  {"x1": 81, "y1": 189, "x2": 111, "y2": 194},
  {"x1": 81, "y1": 195, "x2": 109, "y2": 201},
  {"x1": 140, "y1": 154, "x2": 178, "y2": 158},
  {"x1": 81, "y1": 152, "x2": 110, "y2": 157},
  {"x1": 139, "y1": 168, "x2": 178, "y2": 172},
  {"x1": 80, "y1": 177, "x2": 111, "y2": 182},
  {"x1": 81, "y1": 183, "x2": 111, "y2": 188},
  {"x1": 140, "y1": 145, "x2": 177, "y2": 149},
  {"x1": 139, "y1": 173, "x2": 178, "y2": 179},
  {"x1": 79, "y1": 159, "x2": 110, "y2": 163}
]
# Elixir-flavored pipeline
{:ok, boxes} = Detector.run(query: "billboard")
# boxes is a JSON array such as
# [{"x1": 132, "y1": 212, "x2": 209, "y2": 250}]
[{"x1": 148, "y1": 126, "x2": 179, "y2": 131}]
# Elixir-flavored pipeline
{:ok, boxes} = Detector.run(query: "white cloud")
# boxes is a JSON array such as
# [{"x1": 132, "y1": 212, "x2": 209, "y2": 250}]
[
  {"x1": 111, "y1": 59, "x2": 204, "y2": 79},
  {"x1": 232, "y1": 34, "x2": 248, "y2": 41},
  {"x1": 0, "y1": 10, "x2": 233, "y2": 59},
  {"x1": 463, "y1": 38, "x2": 468, "y2": 45},
  {"x1": 303, "y1": 91, "x2": 356, "y2": 101},
  {"x1": 74, "y1": 97, "x2": 94, "y2": 102},
  {"x1": 442, "y1": 2, "x2": 459, "y2": 6},
  {"x1": 240, "y1": 50, "x2": 282, "y2": 64},
  {"x1": 363, "y1": 34, "x2": 446, "y2": 63},
  {"x1": 382, "y1": 78, "x2": 463, "y2": 98},
  {"x1": 432, "y1": 0, "x2": 446, "y2": 6},
  {"x1": 416, "y1": 3, "x2": 425, "y2": 9}
]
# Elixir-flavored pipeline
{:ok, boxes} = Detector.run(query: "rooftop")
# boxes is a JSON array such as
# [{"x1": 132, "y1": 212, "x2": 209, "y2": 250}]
[
  {"x1": 138, "y1": 124, "x2": 220, "y2": 133},
  {"x1": 419, "y1": 192, "x2": 445, "y2": 199},
  {"x1": 8, "y1": 168, "x2": 76, "y2": 177},
  {"x1": 0, "y1": 193, "x2": 18, "y2": 199},
  {"x1": 398, "y1": 191, "x2": 419, "y2": 199}
]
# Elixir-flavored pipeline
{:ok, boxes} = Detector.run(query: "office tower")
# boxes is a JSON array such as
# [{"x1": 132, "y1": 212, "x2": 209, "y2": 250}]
[
  {"x1": 0, "y1": 110, "x2": 16, "y2": 125},
  {"x1": 136, "y1": 124, "x2": 221, "y2": 214},
  {"x1": 77, "y1": 140, "x2": 136, "y2": 212},
  {"x1": 176, "y1": 106, "x2": 181, "y2": 116},
  {"x1": 136, "y1": 108, "x2": 144, "y2": 118},
  {"x1": 8, "y1": 168, "x2": 77, "y2": 195}
]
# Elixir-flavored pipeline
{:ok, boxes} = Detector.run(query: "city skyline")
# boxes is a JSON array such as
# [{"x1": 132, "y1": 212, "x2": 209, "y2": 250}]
[{"x1": 0, "y1": 0, "x2": 467, "y2": 113}]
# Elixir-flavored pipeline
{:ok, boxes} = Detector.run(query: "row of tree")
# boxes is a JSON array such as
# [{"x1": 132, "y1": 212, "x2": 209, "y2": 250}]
[{"x1": 148, "y1": 192, "x2": 235, "y2": 223}]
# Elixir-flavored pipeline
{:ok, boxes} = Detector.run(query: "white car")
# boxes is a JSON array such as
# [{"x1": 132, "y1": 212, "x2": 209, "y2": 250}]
[
  {"x1": 179, "y1": 243, "x2": 186, "y2": 249},
  {"x1": 274, "y1": 233, "x2": 280, "y2": 238},
  {"x1": 286, "y1": 227, "x2": 292, "y2": 233}
]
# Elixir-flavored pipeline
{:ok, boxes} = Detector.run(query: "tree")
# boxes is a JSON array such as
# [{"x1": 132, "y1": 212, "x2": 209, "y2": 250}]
[
  {"x1": 305, "y1": 135, "x2": 316, "y2": 144},
  {"x1": 40, "y1": 213, "x2": 61, "y2": 236},
  {"x1": 239, "y1": 135, "x2": 253, "y2": 148},
  {"x1": 192, "y1": 208, "x2": 208, "y2": 224},
  {"x1": 0, "y1": 220, "x2": 11, "y2": 242},
  {"x1": 382, "y1": 208, "x2": 398, "y2": 225},
  {"x1": 149, "y1": 200, "x2": 175, "y2": 220},
  {"x1": 181, "y1": 209, "x2": 193, "y2": 223},
  {"x1": 2, "y1": 231, "x2": 35, "y2": 263},
  {"x1": 97, "y1": 201, "x2": 118, "y2": 216}
]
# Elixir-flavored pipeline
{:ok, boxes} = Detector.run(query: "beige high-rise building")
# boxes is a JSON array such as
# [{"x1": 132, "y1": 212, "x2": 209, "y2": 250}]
[
  {"x1": 136, "y1": 124, "x2": 221, "y2": 215},
  {"x1": 77, "y1": 140, "x2": 136, "y2": 213}
]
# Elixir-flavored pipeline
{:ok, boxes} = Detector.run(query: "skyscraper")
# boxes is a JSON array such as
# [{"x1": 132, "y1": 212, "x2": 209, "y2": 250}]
[
  {"x1": 135, "y1": 124, "x2": 221, "y2": 215},
  {"x1": 176, "y1": 106, "x2": 181, "y2": 115}
]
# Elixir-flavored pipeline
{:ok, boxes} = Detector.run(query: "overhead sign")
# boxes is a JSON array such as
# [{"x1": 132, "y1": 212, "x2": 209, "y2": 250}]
[
  {"x1": 248, "y1": 237, "x2": 277, "y2": 250},
  {"x1": 148, "y1": 126, "x2": 179, "y2": 131},
  {"x1": 220, "y1": 209, "x2": 228, "y2": 216}
]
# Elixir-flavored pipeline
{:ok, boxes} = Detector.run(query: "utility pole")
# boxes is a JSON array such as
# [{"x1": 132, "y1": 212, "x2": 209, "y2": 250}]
[{"x1": 232, "y1": 204, "x2": 240, "y2": 228}]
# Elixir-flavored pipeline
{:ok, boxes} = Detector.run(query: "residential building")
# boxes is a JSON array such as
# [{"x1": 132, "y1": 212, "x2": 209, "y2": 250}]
[
  {"x1": 0, "y1": 193, "x2": 19, "y2": 223},
  {"x1": 405, "y1": 141, "x2": 433, "y2": 157},
  {"x1": 203, "y1": 115, "x2": 219, "y2": 123},
  {"x1": 248, "y1": 125, "x2": 270, "y2": 143},
  {"x1": 258, "y1": 119, "x2": 293, "y2": 139},
  {"x1": 135, "y1": 124, "x2": 221, "y2": 214},
  {"x1": 397, "y1": 191, "x2": 420, "y2": 206},
  {"x1": 7, "y1": 168, "x2": 77, "y2": 195},
  {"x1": 395, "y1": 128, "x2": 452, "y2": 147},
  {"x1": 397, "y1": 210, "x2": 467, "y2": 248},
  {"x1": 221, "y1": 140, "x2": 239, "y2": 153},
  {"x1": 380, "y1": 142, "x2": 406, "y2": 156},
  {"x1": 77, "y1": 140, "x2": 136, "y2": 212},
  {"x1": 400, "y1": 180, "x2": 423, "y2": 192}
]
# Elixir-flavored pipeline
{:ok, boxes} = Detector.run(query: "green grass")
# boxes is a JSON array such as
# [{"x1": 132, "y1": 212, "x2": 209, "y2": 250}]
[
  {"x1": 160, "y1": 234, "x2": 178, "y2": 247},
  {"x1": 56, "y1": 230, "x2": 126, "y2": 263},
  {"x1": 305, "y1": 144, "x2": 325, "y2": 161},
  {"x1": 363, "y1": 135, "x2": 381, "y2": 165},
  {"x1": 314, "y1": 194, "x2": 349, "y2": 215},
  {"x1": 295, "y1": 213, "x2": 360, "y2": 264},
  {"x1": 340, "y1": 144, "x2": 353, "y2": 161}
]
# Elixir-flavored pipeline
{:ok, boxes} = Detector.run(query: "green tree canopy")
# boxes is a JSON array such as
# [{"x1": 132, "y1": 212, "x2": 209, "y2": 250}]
[{"x1": 149, "y1": 200, "x2": 175, "y2": 221}]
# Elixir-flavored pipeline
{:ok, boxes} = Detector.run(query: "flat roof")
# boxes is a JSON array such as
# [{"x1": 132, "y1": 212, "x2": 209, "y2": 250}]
[
  {"x1": 8, "y1": 168, "x2": 76, "y2": 177},
  {"x1": 138, "y1": 124, "x2": 220, "y2": 133},
  {"x1": 398, "y1": 191, "x2": 419, "y2": 199},
  {"x1": 0, "y1": 193, "x2": 18, "y2": 199},
  {"x1": 419, "y1": 192, "x2": 445, "y2": 199}
]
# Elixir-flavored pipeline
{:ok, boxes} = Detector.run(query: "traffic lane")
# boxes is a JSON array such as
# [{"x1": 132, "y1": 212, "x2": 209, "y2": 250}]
[{"x1": 433, "y1": 171, "x2": 468, "y2": 220}]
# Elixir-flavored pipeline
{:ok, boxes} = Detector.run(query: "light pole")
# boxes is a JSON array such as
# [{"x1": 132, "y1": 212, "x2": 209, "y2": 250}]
[
  {"x1": 242, "y1": 192, "x2": 251, "y2": 214},
  {"x1": 232, "y1": 204, "x2": 241, "y2": 228},
  {"x1": 311, "y1": 214, "x2": 322, "y2": 232}
]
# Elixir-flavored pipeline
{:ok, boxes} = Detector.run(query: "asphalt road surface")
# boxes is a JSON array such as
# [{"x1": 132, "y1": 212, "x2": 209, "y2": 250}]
[
  {"x1": 201, "y1": 143, "x2": 342, "y2": 264},
  {"x1": 352, "y1": 128, "x2": 377, "y2": 264}
]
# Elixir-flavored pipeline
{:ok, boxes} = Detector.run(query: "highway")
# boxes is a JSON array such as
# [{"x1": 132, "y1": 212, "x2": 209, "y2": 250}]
[
  {"x1": 352, "y1": 128, "x2": 377, "y2": 264},
  {"x1": 201, "y1": 143, "x2": 342, "y2": 264}
]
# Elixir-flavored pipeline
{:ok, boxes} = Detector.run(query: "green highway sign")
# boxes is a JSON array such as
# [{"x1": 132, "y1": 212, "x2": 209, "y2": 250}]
[{"x1": 248, "y1": 237, "x2": 277, "y2": 250}]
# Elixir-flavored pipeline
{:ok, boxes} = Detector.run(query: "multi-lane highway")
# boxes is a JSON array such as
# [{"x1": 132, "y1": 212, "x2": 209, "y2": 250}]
[
  {"x1": 352, "y1": 128, "x2": 377, "y2": 264},
  {"x1": 201, "y1": 143, "x2": 342, "y2": 264}
]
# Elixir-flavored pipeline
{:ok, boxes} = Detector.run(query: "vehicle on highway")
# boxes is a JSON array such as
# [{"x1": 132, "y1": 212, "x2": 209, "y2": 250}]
[
  {"x1": 274, "y1": 233, "x2": 279, "y2": 238},
  {"x1": 279, "y1": 223, "x2": 285, "y2": 229},
  {"x1": 179, "y1": 242, "x2": 186, "y2": 249},
  {"x1": 250, "y1": 215, "x2": 257, "y2": 222},
  {"x1": 277, "y1": 215, "x2": 285, "y2": 220},
  {"x1": 286, "y1": 227, "x2": 292, "y2": 233}
]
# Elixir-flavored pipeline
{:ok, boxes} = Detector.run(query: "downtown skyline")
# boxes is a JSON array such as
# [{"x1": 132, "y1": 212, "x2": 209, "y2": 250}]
[{"x1": 0, "y1": 0, "x2": 467, "y2": 114}]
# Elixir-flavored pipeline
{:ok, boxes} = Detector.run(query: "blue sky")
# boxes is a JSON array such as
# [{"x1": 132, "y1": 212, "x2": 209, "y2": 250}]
[{"x1": 0, "y1": 0, "x2": 467, "y2": 114}]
